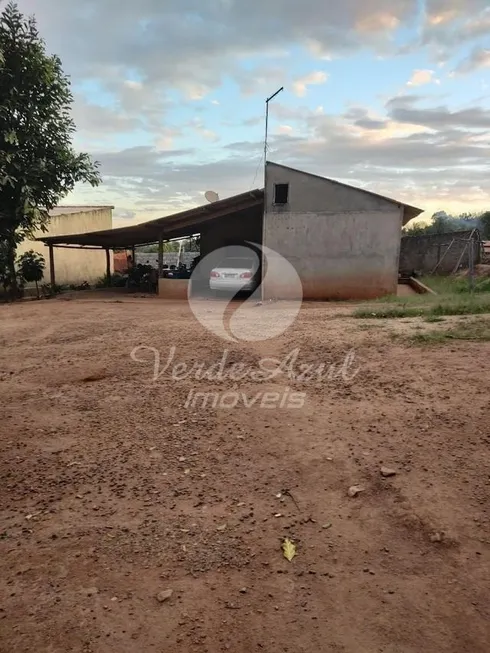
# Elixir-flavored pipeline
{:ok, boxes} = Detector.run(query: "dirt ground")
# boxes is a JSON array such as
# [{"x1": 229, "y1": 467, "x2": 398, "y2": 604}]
[{"x1": 1, "y1": 293, "x2": 489, "y2": 653}]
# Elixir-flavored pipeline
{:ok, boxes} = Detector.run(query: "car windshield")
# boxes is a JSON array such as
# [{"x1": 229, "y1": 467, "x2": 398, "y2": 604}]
[{"x1": 217, "y1": 257, "x2": 254, "y2": 269}]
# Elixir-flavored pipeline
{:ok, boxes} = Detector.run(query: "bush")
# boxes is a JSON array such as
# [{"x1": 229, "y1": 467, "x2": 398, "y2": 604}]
[
  {"x1": 17, "y1": 250, "x2": 45, "y2": 298},
  {"x1": 453, "y1": 277, "x2": 490, "y2": 294},
  {"x1": 95, "y1": 273, "x2": 126, "y2": 288},
  {"x1": 41, "y1": 283, "x2": 63, "y2": 298}
]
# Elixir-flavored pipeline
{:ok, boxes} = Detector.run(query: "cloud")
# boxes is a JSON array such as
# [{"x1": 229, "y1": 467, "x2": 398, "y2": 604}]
[
  {"x1": 71, "y1": 95, "x2": 142, "y2": 136},
  {"x1": 15, "y1": 0, "x2": 489, "y2": 104},
  {"x1": 292, "y1": 71, "x2": 329, "y2": 97},
  {"x1": 154, "y1": 127, "x2": 182, "y2": 150},
  {"x1": 454, "y1": 47, "x2": 490, "y2": 74},
  {"x1": 344, "y1": 108, "x2": 388, "y2": 130},
  {"x1": 235, "y1": 66, "x2": 287, "y2": 97},
  {"x1": 16, "y1": 0, "x2": 417, "y2": 94},
  {"x1": 113, "y1": 208, "x2": 136, "y2": 220},
  {"x1": 189, "y1": 119, "x2": 220, "y2": 143},
  {"x1": 386, "y1": 95, "x2": 490, "y2": 129},
  {"x1": 81, "y1": 92, "x2": 489, "y2": 222},
  {"x1": 10, "y1": 0, "x2": 490, "y2": 220},
  {"x1": 407, "y1": 69, "x2": 439, "y2": 86},
  {"x1": 425, "y1": 0, "x2": 490, "y2": 25},
  {"x1": 355, "y1": 11, "x2": 401, "y2": 32},
  {"x1": 404, "y1": 3, "x2": 490, "y2": 64}
]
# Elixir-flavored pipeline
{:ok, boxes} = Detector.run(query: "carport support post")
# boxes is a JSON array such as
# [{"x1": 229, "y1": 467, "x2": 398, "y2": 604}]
[
  {"x1": 158, "y1": 232, "x2": 164, "y2": 278},
  {"x1": 105, "y1": 248, "x2": 111, "y2": 286},
  {"x1": 48, "y1": 244, "x2": 55, "y2": 287}
]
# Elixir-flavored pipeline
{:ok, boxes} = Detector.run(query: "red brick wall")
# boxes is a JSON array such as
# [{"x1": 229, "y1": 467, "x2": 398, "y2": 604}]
[{"x1": 114, "y1": 251, "x2": 131, "y2": 273}]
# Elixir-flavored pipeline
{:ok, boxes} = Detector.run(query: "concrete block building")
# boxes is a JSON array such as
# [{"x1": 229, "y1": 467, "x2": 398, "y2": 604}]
[
  {"x1": 38, "y1": 164, "x2": 422, "y2": 300},
  {"x1": 19, "y1": 205, "x2": 113, "y2": 285},
  {"x1": 262, "y1": 163, "x2": 421, "y2": 299}
]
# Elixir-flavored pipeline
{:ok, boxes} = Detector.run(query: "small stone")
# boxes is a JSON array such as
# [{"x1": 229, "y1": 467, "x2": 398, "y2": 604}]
[
  {"x1": 430, "y1": 532, "x2": 443, "y2": 543},
  {"x1": 156, "y1": 589, "x2": 173, "y2": 603},
  {"x1": 348, "y1": 485, "x2": 365, "y2": 498},
  {"x1": 239, "y1": 587, "x2": 247, "y2": 594},
  {"x1": 380, "y1": 467, "x2": 397, "y2": 478},
  {"x1": 216, "y1": 524, "x2": 227, "y2": 531}
]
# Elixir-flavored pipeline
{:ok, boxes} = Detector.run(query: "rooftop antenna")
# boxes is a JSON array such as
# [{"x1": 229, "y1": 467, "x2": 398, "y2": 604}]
[
  {"x1": 261, "y1": 87, "x2": 284, "y2": 303},
  {"x1": 205, "y1": 190, "x2": 219, "y2": 203},
  {"x1": 264, "y1": 87, "x2": 284, "y2": 182}
]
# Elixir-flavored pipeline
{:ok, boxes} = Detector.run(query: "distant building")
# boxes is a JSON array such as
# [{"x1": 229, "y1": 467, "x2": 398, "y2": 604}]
[{"x1": 18, "y1": 206, "x2": 113, "y2": 285}]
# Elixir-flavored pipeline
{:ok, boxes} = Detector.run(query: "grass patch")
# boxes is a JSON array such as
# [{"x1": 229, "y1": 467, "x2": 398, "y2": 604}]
[
  {"x1": 357, "y1": 323, "x2": 385, "y2": 330},
  {"x1": 355, "y1": 306, "x2": 425, "y2": 319},
  {"x1": 421, "y1": 275, "x2": 490, "y2": 295},
  {"x1": 424, "y1": 316, "x2": 446, "y2": 323},
  {"x1": 354, "y1": 294, "x2": 490, "y2": 319},
  {"x1": 409, "y1": 320, "x2": 490, "y2": 344},
  {"x1": 431, "y1": 299, "x2": 490, "y2": 316}
]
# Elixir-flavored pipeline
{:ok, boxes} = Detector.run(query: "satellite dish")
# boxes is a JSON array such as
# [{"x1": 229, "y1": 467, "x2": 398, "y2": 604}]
[{"x1": 205, "y1": 190, "x2": 219, "y2": 203}]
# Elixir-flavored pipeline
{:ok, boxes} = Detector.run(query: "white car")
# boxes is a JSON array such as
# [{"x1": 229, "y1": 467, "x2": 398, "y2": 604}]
[{"x1": 209, "y1": 256, "x2": 259, "y2": 294}]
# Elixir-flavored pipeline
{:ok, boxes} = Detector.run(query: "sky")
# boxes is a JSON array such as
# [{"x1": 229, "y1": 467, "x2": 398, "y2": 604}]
[{"x1": 15, "y1": 0, "x2": 490, "y2": 227}]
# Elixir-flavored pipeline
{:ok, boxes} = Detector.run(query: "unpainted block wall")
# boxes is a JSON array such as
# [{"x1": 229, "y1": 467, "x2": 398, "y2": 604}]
[
  {"x1": 17, "y1": 208, "x2": 112, "y2": 285},
  {"x1": 399, "y1": 230, "x2": 480, "y2": 275},
  {"x1": 263, "y1": 163, "x2": 404, "y2": 300}
]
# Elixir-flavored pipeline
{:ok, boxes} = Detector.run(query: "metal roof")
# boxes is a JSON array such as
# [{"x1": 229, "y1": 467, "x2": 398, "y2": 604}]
[{"x1": 38, "y1": 190, "x2": 264, "y2": 248}]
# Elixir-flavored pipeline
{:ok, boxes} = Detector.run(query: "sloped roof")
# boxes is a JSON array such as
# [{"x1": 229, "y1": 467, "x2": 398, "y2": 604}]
[
  {"x1": 268, "y1": 162, "x2": 423, "y2": 226},
  {"x1": 38, "y1": 190, "x2": 264, "y2": 248},
  {"x1": 38, "y1": 162, "x2": 423, "y2": 248}
]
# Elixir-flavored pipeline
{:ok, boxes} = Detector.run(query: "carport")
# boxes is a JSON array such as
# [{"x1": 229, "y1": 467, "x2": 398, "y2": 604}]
[{"x1": 37, "y1": 189, "x2": 264, "y2": 292}]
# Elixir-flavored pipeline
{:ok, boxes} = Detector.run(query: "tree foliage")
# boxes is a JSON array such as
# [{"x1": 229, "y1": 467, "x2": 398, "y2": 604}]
[
  {"x1": 403, "y1": 211, "x2": 487, "y2": 237},
  {"x1": 480, "y1": 212, "x2": 490, "y2": 240},
  {"x1": 138, "y1": 236, "x2": 201, "y2": 254},
  {"x1": 0, "y1": 1, "x2": 101, "y2": 297}
]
